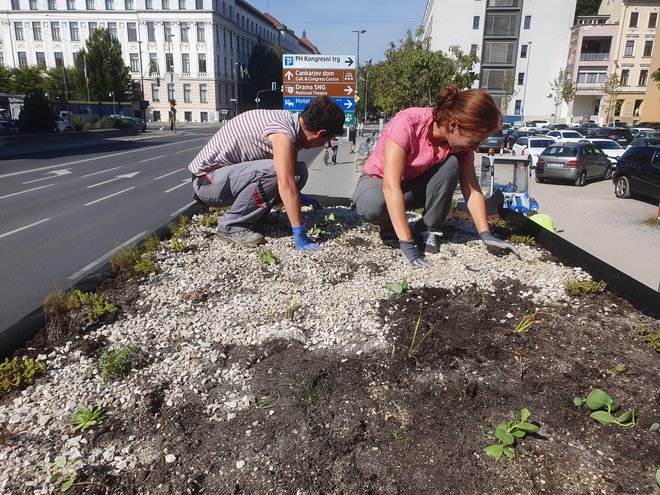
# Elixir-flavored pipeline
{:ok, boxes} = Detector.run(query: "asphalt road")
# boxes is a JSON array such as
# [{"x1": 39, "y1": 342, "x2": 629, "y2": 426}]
[{"x1": 0, "y1": 127, "x2": 320, "y2": 334}]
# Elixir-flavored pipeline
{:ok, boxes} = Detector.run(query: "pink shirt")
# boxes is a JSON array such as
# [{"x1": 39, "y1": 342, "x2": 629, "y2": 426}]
[{"x1": 364, "y1": 107, "x2": 474, "y2": 183}]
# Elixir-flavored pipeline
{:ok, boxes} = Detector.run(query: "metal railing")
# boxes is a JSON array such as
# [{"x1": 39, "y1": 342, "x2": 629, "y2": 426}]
[{"x1": 579, "y1": 53, "x2": 610, "y2": 61}]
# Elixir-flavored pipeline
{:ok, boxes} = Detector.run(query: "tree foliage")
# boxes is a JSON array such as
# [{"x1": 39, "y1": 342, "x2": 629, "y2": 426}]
[
  {"x1": 17, "y1": 90, "x2": 55, "y2": 134},
  {"x1": 601, "y1": 72, "x2": 620, "y2": 123},
  {"x1": 246, "y1": 43, "x2": 282, "y2": 109},
  {"x1": 501, "y1": 72, "x2": 518, "y2": 114},
  {"x1": 367, "y1": 29, "x2": 478, "y2": 116},
  {"x1": 652, "y1": 67, "x2": 660, "y2": 87},
  {"x1": 547, "y1": 68, "x2": 577, "y2": 121},
  {"x1": 7, "y1": 66, "x2": 45, "y2": 94}
]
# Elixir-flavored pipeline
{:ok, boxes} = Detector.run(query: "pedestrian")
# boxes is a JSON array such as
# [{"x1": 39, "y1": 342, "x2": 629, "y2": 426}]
[
  {"x1": 349, "y1": 126, "x2": 357, "y2": 153},
  {"x1": 331, "y1": 141, "x2": 338, "y2": 165},
  {"x1": 357, "y1": 119, "x2": 364, "y2": 137},
  {"x1": 168, "y1": 112, "x2": 175, "y2": 133},
  {"x1": 351, "y1": 84, "x2": 518, "y2": 267},
  {"x1": 189, "y1": 96, "x2": 345, "y2": 249}
]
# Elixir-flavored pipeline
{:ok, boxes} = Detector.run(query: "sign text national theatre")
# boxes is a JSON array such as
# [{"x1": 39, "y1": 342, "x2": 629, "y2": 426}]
[{"x1": 282, "y1": 54, "x2": 356, "y2": 126}]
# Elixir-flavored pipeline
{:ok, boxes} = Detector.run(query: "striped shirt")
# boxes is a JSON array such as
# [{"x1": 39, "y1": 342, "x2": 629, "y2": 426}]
[{"x1": 188, "y1": 110, "x2": 301, "y2": 175}]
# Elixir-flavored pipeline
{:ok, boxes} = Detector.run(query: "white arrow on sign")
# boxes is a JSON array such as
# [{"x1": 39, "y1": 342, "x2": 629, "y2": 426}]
[
  {"x1": 87, "y1": 171, "x2": 140, "y2": 189},
  {"x1": 22, "y1": 169, "x2": 72, "y2": 184},
  {"x1": 343, "y1": 100, "x2": 354, "y2": 110},
  {"x1": 343, "y1": 86, "x2": 354, "y2": 95},
  {"x1": 284, "y1": 71, "x2": 294, "y2": 80}
]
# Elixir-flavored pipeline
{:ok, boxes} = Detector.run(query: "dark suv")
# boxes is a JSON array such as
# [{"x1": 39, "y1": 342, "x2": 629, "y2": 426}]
[
  {"x1": 612, "y1": 145, "x2": 660, "y2": 200},
  {"x1": 587, "y1": 127, "x2": 634, "y2": 146}
]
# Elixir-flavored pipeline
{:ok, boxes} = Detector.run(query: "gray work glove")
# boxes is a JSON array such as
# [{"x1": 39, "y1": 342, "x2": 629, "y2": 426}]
[
  {"x1": 400, "y1": 240, "x2": 432, "y2": 268},
  {"x1": 479, "y1": 231, "x2": 521, "y2": 259}
]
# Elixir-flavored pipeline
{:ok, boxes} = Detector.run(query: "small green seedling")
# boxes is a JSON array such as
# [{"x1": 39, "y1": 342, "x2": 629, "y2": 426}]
[
  {"x1": 386, "y1": 278, "x2": 412, "y2": 296},
  {"x1": 508, "y1": 234, "x2": 537, "y2": 246},
  {"x1": 98, "y1": 343, "x2": 145, "y2": 382},
  {"x1": 573, "y1": 389, "x2": 636, "y2": 428},
  {"x1": 513, "y1": 310, "x2": 552, "y2": 333},
  {"x1": 259, "y1": 249, "x2": 279, "y2": 266},
  {"x1": 48, "y1": 455, "x2": 82, "y2": 492},
  {"x1": 650, "y1": 423, "x2": 659, "y2": 432},
  {"x1": 483, "y1": 408, "x2": 539, "y2": 461},
  {"x1": 308, "y1": 224, "x2": 321, "y2": 236},
  {"x1": 564, "y1": 279, "x2": 607, "y2": 297},
  {"x1": 408, "y1": 313, "x2": 436, "y2": 359},
  {"x1": 391, "y1": 430, "x2": 414, "y2": 448},
  {"x1": 71, "y1": 406, "x2": 104, "y2": 432},
  {"x1": 324, "y1": 212, "x2": 336, "y2": 224}
]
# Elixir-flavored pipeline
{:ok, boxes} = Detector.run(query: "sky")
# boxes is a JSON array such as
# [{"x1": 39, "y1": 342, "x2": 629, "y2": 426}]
[{"x1": 247, "y1": 0, "x2": 430, "y2": 63}]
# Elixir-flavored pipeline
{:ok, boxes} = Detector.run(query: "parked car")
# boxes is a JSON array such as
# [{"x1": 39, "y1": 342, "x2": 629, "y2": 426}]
[
  {"x1": 478, "y1": 129, "x2": 504, "y2": 153},
  {"x1": 635, "y1": 121, "x2": 660, "y2": 131},
  {"x1": 0, "y1": 120, "x2": 20, "y2": 135},
  {"x1": 546, "y1": 130, "x2": 586, "y2": 143},
  {"x1": 535, "y1": 142, "x2": 612, "y2": 186},
  {"x1": 612, "y1": 145, "x2": 660, "y2": 200},
  {"x1": 628, "y1": 137, "x2": 660, "y2": 148},
  {"x1": 511, "y1": 136, "x2": 555, "y2": 168},
  {"x1": 505, "y1": 129, "x2": 539, "y2": 149},
  {"x1": 549, "y1": 123, "x2": 570, "y2": 130},
  {"x1": 54, "y1": 116, "x2": 74, "y2": 132},
  {"x1": 126, "y1": 117, "x2": 147, "y2": 132},
  {"x1": 520, "y1": 120, "x2": 550, "y2": 130},
  {"x1": 630, "y1": 127, "x2": 657, "y2": 137},
  {"x1": 583, "y1": 138, "x2": 625, "y2": 166},
  {"x1": 606, "y1": 121, "x2": 629, "y2": 128},
  {"x1": 585, "y1": 127, "x2": 633, "y2": 147}
]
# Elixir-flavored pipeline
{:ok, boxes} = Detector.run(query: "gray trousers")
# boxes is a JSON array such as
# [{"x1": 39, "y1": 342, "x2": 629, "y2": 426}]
[
  {"x1": 352, "y1": 156, "x2": 460, "y2": 230},
  {"x1": 192, "y1": 160, "x2": 308, "y2": 233}
]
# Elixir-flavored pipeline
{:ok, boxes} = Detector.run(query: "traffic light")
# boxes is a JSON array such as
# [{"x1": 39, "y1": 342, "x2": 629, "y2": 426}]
[{"x1": 170, "y1": 100, "x2": 177, "y2": 114}]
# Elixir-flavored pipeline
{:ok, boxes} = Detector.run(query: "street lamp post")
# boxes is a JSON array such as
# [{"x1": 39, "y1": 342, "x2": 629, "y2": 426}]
[
  {"x1": 520, "y1": 41, "x2": 532, "y2": 125},
  {"x1": 233, "y1": 62, "x2": 239, "y2": 116},
  {"x1": 352, "y1": 29, "x2": 366, "y2": 122},
  {"x1": 109, "y1": 91, "x2": 116, "y2": 115}
]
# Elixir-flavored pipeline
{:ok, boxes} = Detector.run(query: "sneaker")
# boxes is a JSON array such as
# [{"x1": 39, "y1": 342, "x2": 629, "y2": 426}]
[
  {"x1": 417, "y1": 230, "x2": 443, "y2": 254},
  {"x1": 217, "y1": 229, "x2": 265, "y2": 246},
  {"x1": 379, "y1": 225, "x2": 399, "y2": 248}
]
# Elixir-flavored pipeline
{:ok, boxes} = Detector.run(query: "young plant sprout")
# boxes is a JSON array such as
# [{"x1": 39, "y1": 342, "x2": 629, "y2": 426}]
[{"x1": 573, "y1": 389, "x2": 636, "y2": 428}]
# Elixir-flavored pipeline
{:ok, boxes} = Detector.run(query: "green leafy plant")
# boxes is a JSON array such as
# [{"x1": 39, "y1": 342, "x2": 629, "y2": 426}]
[
  {"x1": 386, "y1": 278, "x2": 412, "y2": 296},
  {"x1": 483, "y1": 408, "x2": 539, "y2": 461},
  {"x1": 308, "y1": 224, "x2": 321, "y2": 236},
  {"x1": 650, "y1": 423, "x2": 659, "y2": 432},
  {"x1": 0, "y1": 357, "x2": 46, "y2": 395},
  {"x1": 408, "y1": 312, "x2": 436, "y2": 359},
  {"x1": 631, "y1": 322, "x2": 660, "y2": 352},
  {"x1": 324, "y1": 212, "x2": 336, "y2": 224},
  {"x1": 259, "y1": 249, "x2": 279, "y2": 266},
  {"x1": 98, "y1": 343, "x2": 145, "y2": 382},
  {"x1": 134, "y1": 253, "x2": 159, "y2": 275},
  {"x1": 142, "y1": 234, "x2": 161, "y2": 253},
  {"x1": 170, "y1": 238, "x2": 192, "y2": 253},
  {"x1": 508, "y1": 234, "x2": 537, "y2": 246},
  {"x1": 71, "y1": 406, "x2": 104, "y2": 432},
  {"x1": 169, "y1": 216, "x2": 192, "y2": 238},
  {"x1": 564, "y1": 279, "x2": 607, "y2": 297},
  {"x1": 573, "y1": 389, "x2": 636, "y2": 427},
  {"x1": 110, "y1": 246, "x2": 142, "y2": 276},
  {"x1": 196, "y1": 214, "x2": 219, "y2": 228},
  {"x1": 72, "y1": 290, "x2": 117, "y2": 323},
  {"x1": 48, "y1": 455, "x2": 82, "y2": 492}
]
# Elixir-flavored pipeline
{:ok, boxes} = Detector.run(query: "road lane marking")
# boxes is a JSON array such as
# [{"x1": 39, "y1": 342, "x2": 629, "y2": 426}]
[
  {"x1": 0, "y1": 137, "x2": 209, "y2": 179},
  {"x1": 87, "y1": 171, "x2": 140, "y2": 189},
  {"x1": 0, "y1": 183, "x2": 55, "y2": 200},
  {"x1": 0, "y1": 218, "x2": 51, "y2": 240},
  {"x1": 170, "y1": 201, "x2": 197, "y2": 217},
  {"x1": 139, "y1": 155, "x2": 166, "y2": 163},
  {"x1": 176, "y1": 146, "x2": 203, "y2": 153},
  {"x1": 154, "y1": 168, "x2": 185, "y2": 180},
  {"x1": 22, "y1": 169, "x2": 72, "y2": 184},
  {"x1": 82, "y1": 166, "x2": 121, "y2": 177},
  {"x1": 68, "y1": 231, "x2": 148, "y2": 281},
  {"x1": 84, "y1": 186, "x2": 135, "y2": 206},
  {"x1": 164, "y1": 179, "x2": 190, "y2": 193}
]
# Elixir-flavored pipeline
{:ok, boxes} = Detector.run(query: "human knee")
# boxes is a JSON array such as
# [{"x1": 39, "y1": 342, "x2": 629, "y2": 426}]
[{"x1": 354, "y1": 193, "x2": 389, "y2": 224}]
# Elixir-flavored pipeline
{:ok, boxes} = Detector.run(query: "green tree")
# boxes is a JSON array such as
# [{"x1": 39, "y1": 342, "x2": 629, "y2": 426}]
[
  {"x1": 0, "y1": 66, "x2": 12, "y2": 93},
  {"x1": 652, "y1": 67, "x2": 660, "y2": 87},
  {"x1": 8, "y1": 66, "x2": 46, "y2": 94},
  {"x1": 574, "y1": 0, "x2": 601, "y2": 22},
  {"x1": 501, "y1": 71, "x2": 518, "y2": 115},
  {"x1": 73, "y1": 28, "x2": 133, "y2": 102},
  {"x1": 42, "y1": 67, "x2": 70, "y2": 102},
  {"x1": 247, "y1": 43, "x2": 282, "y2": 109},
  {"x1": 368, "y1": 29, "x2": 478, "y2": 116},
  {"x1": 547, "y1": 68, "x2": 577, "y2": 123},
  {"x1": 17, "y1": 90, "x2": 55, "y2": 134},
  {"x1": 601, "y1": 72, "x2": 620, "y2": 123}
]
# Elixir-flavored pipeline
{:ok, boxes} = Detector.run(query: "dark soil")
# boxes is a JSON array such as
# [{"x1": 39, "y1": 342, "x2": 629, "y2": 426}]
[{"x1": 39, "y1": 280, "x2": 659, "y2": 495}]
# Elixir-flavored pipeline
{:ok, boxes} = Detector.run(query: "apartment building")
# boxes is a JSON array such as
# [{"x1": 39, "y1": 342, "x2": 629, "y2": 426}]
[
  {"x1": 422, "y1": 0, "x2": 577, "y2": 122},
  {"x1": 639, "y1": 20, "x2": 659, "y2": 122},
  {"x1": 0, "y1": 0, "x2": 317, "y2": 123}
]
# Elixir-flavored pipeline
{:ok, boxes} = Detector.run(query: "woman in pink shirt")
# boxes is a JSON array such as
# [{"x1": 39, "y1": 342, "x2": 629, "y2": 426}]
[{"x1": 352, "y1": 85, "x2": 517, "y2": 267}]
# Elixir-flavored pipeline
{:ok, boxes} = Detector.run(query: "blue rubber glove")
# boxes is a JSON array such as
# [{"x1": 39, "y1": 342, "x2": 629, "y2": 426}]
[
  {"x1": 292, "y1": 224, "x2": 319, "y2": 251},
  {"x1": 479, "y1": 231, "x2": 521, "y2": 259},
  {"x1": 299, "y1": 193, "x2": 322, "y2": 210}
]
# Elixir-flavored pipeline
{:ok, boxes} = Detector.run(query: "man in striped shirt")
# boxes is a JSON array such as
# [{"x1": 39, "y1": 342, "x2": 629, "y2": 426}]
[{"x1": 189, "y1": 96, "x2": 345, "y2": 249}]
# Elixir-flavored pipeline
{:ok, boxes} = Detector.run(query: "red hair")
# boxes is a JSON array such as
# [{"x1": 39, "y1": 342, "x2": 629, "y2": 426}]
[{"x1": 432, "y1": 84, "x2": 502, "y2": 133}]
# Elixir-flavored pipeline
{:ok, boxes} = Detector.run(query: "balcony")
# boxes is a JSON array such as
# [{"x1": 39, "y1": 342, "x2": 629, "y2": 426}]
[
  {"x1": 579, "y1": 52, "x2": 610, "y2": 61},
  {"x1": 575, "y1": 82, "x2": 605, "y2": 92}
]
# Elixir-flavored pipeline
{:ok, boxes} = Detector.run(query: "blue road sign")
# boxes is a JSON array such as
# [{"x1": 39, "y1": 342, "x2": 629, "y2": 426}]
[{"x1": 283, "y1": 96, "x2": 355, "y2": 112}]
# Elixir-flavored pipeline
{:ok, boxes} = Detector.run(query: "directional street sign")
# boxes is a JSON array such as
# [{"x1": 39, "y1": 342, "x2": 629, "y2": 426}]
[
  {"x1": 344, "y1": 112, "x2": 355, "y2": 126},
  {"x1": 282, "y1": 55, "x2": 356, "y2": 116}
]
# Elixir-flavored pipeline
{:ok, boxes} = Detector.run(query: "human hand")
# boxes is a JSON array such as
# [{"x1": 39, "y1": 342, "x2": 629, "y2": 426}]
[
  {"x1": 299, "y1": 193, "x2": 322, "y2": 210},
  {"x1": 292, "y1": 224, "x2": 319, "y2": 251},
  {"x1": 478, "y1": 232, "x2": 521, "y2": 258},
  {"x1": 399, "y1": 240, "x2": 432, "y2": 268}
]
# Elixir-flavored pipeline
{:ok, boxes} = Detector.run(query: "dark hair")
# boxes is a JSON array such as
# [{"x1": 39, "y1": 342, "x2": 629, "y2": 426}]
[
  {"x1": 432, "y1": 84, "x2": 502, "y2": 134},
  {"x1": 300, "y1": 96, "x2": 346, "y2": 137}
]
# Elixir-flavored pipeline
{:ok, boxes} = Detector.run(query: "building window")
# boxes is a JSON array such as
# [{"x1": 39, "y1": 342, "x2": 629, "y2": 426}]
[
  {"x1": 198, "y1": 53, "x2": 207, "y2": 73},
  {"x1": 70, "y1": 22, "x2": 80, "y2": 41},
  {"x1": 514, "y1": 99, "x2": 522, "y2": 115},
  {"x1": 145, "y1": 0, "x2": 152, "y2": 8},
  {"x1": 470, "y1": 44, "x2": 478, "y2": 56},
  {"x1": 517, "y1": 72, "x2": 524, "y2": 85},
  {"x1": 164, "y1": 22, "x2": 172, "y2": 42},
  {"x1": 643, "y1": 40, "x2": 653, "y2": 57},
  {"x1": 197, "y1": 22, "x2": 205, "y2": 42},
  {"x1": 524, "y1": 15, "x2": 531, "y2": 29},
  {"x1": 179, "y1": 0, "x2": 185, "y2": 8},
  {"x1": 130, "y1": 53, "x2": 139, "y2": 72},
  {"x1": 89, "y1": 21, "x2": 98, "y2": 37},
  {"x1": 105, "y1": 0, "x2": 114, "y2": 9},
  {"x1": 30, "y1": 0, "x2": 38, "y2": 9},
  {"x1": 199, "y1": 83, "x2": 208, "y2": 102},
  {"x1": 33, "y1": 22, "x2": 43, "y2": 40},
  {"x1": 127, "y1": 22, "x2": 137, "y2": 41},
  {"x1": 183, "y1": 83, "x2": 191, "y2": 102},
  {"x1": 182, "y1": 53, "x2": 190, "y2": 72},
  {"x1": 153, "y1": 110, "x2": 161, "y2": 121},
  {"x1": 473, "y1": 16, "x2": 480, "y2": 29},
  {"x1": 649, "y1": 12, "x2": 658, "y2": 28},
  {"x1": 200, "y1": 111, "x2": 208, "y2": 122},
  {"x1": 162, "y1": 0, "x2": 169, "y2": 8},
  {"x1": 167, "y1": 83, "x2": 174, "y2": 102},
  {"x1": 147, "y1": 22, "x2": 156, "y2": 42},
  {"x1": 18, "y1": 52, "x2": 28, "y2": 68},
  {"x1": 151, "y1": 83, "x2": 160, "y2": 102},
  {"x1": 67, "y1": 0, "x2": 75, "y2": 8},
  {"x1": 614, "y1": 99, "x2": 623, "y2": 116},
  {"x1": 166, "y1": 52, "x2": 174, "y2": 72},
  {"x1": 108, "y1": 22, "x2": 117, "y2": 39},
  {"x1": 86, "y1": 0, "x2": 95, "y2": 9},
  {"x1": 633, "y1": 99, "x2": 643, "y2": 116},
  {"x1": 520, "y1": 44, "x2": 527, "y2": 58},
  {"x1": 54, "y1": 52, "x2": 64, "y2": 67},
  {"x1": 180, "y1": 22, "x2": 189, "y2": 42},
  {"x1": 629, "y1": 12, "x2": 638, "y2": 28},
  {"x1": 11, "y1": 0, "x2": 20, "y2": 9},
  {"x1": 483, "y1": 41, "x2": 515, "y2": 64},
  {"x1": 149, "y1": 53, "x2": 158, "y2": 74},
  {"x1": 184, "y1": 111, "x2": 192, "y2": 122},
  {"x1": 15, "y1": 22, "x2": 24, "y2": 41},
  {"x1": 620, "y1": 69, "x2": 629, "y2": 86},
  {"x1": 638, "y1": 69, "x2": 648, "y2": 86},
  {"x1": 51, "y1": 21, "x2": 61, "y2": 40},
  {"x1": 125, "y1": 0, "x2": 134, "y2": 8},
  {"x1": 485, "y1": 13, "x2": 518, "y2": 36},
  {"x1": 48, "y1": 0, "x2": 57, "y2": 9},
  {"x1": 624, "y1": 40, "x2": 634, "y2": 56},
  {"x1": 197, "y1": 0, "x2": 203, "y2": 8},
  {"x1": 36, "y1": 52, "x2": 46, "y2": 67}
]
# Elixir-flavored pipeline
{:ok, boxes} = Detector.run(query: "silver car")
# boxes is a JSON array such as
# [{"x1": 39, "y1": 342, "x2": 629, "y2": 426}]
[{"x1": 535, "y1": 142, "x2": 612, "y2": 186}]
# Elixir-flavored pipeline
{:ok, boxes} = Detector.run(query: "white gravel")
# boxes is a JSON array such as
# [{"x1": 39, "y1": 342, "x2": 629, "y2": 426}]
[{"x1": 0, "y1": 206, "x2": 591, "y2": 493}]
